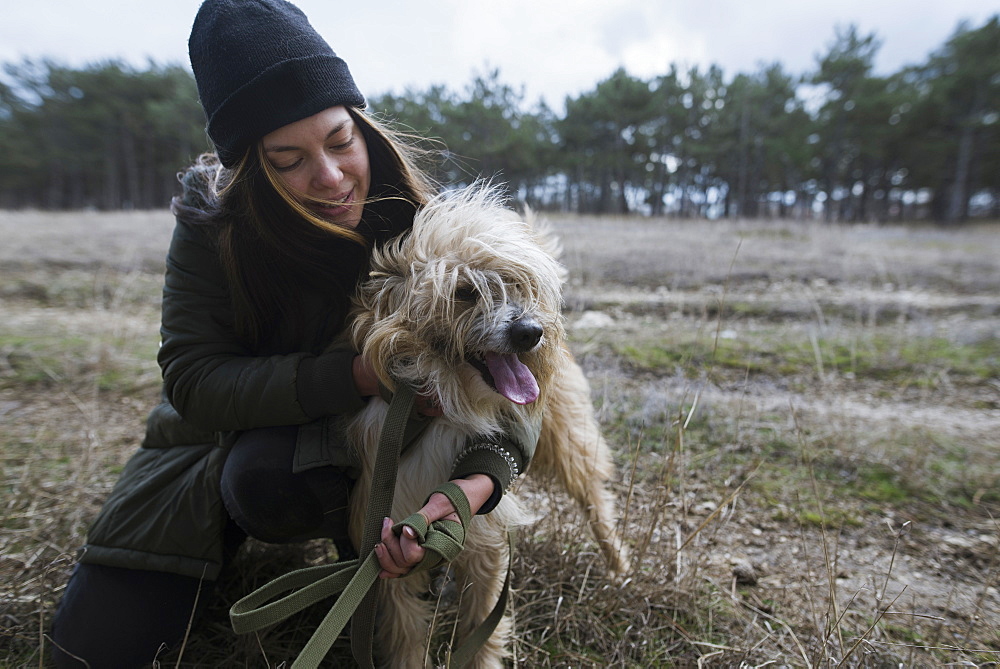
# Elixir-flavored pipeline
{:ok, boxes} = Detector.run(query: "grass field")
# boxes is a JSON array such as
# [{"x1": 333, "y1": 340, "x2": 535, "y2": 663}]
[{"x1": 1, "y1": 209, "x2": 998, "y2": 667}]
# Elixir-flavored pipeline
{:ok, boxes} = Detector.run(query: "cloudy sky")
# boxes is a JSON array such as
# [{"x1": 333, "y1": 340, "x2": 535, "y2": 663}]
[{"x1": 3, "y1": 0, "x2": 997, "y2": 110}]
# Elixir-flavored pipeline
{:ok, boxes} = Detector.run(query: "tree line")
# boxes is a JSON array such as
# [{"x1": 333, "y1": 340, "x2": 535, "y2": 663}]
[{"x1": 0, "y1": 17, "x2": 997, "y2": 222}]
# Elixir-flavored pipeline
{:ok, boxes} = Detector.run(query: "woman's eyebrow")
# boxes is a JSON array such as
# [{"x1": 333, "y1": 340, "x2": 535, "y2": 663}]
[{"x1": 264, "y1": 120, "x2": 351, "y2": 153}]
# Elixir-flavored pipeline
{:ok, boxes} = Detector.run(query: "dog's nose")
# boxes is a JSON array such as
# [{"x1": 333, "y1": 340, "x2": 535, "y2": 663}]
[{"x1": 509, "y1": 317, "x2": 543, "y2": 352}]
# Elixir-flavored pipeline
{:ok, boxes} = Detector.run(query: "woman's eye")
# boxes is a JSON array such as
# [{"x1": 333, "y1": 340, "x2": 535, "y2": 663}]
[
  {"x1": 330, "y1": 136, "x2": 354, "y2": 151},
  {"x1": 273, "y1": 159, "x2": 301, "y2": 172}
]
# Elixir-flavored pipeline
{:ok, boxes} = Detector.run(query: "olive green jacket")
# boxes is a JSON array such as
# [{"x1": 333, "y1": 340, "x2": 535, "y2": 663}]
[{"x1": 80, "y1": 212, "x2": 538, "y2": 581}]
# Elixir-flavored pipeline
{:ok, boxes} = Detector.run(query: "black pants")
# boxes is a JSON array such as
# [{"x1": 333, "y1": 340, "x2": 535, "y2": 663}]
[{"x1": 51, "y1": 425, "x2": 354, "y2": 668}]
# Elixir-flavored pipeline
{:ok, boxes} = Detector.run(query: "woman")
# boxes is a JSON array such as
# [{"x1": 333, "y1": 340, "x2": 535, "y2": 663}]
[{"x1": 50, "y1": 1, "x2": 535, "y2": 666}]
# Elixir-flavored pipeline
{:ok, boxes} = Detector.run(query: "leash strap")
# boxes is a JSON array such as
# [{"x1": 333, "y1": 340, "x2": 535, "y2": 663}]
[
  {"x1": 229, "y1": 385, "x2": 416, "y2": 668},
  {"x1": 386, "y1": 482, "x2": 514, "y2": 669},
  {"x1": 229, "y1": 386, "x2": 513, "y2": 668},
  {"x1": 391, "y1": 481, "x2": 471, "y2": 573},
  {"x1": 448, "y1": 528, "x2": 516, "y2": 669},
  {"x1": 350, "y1": 383, "x2": 417, "y2": 668}
]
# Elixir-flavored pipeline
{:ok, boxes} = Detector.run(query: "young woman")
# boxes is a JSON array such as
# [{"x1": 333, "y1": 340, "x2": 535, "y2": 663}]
[{"x1": 50, "y1": 1, "x2": 535, "y2": 666}]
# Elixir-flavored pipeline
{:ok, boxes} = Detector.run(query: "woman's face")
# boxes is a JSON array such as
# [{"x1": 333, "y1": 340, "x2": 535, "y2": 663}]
[{"x1": 262, "y1": 106, "x2": 371, "y2": 230}]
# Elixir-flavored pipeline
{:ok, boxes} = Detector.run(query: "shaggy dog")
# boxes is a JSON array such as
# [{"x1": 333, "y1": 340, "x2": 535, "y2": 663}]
[{"x1": 344, "y1": 186, "x2": 627, "y2": 668}]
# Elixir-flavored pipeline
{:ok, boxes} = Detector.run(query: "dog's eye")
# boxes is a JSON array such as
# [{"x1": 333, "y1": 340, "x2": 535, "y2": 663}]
[{"x1": 454, "y1": 287, "x2": 478, "y2": 303}]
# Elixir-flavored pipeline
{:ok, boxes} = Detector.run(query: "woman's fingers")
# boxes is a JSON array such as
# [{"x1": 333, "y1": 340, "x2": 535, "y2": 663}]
[
  {"x1": 415, "y1": 393, "x2": 444, "y2": 417},
  {"x1": 376, "y1": 517, "x2": 425, "y2": 579}
]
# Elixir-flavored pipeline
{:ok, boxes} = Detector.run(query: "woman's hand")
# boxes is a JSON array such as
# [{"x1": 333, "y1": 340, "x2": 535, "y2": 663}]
[
  {"x1": 351, "y1": 355, "x2": 444, "y2": 418},
  {"x1": 352, "y1": 355, "x2": 443, "y2": 417},
  {"x1": 374, "y1": 474, "x2": 495, "y2": 579},
  {"x1": 351, "y1": 355, "x2": 380, "y2": 398},
  {"x1": 412, "y1": 394, "x2": 444, "y2": 417}
]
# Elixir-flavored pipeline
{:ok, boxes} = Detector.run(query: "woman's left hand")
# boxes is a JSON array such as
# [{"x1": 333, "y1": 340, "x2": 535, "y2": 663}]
[
  {"x1": 375, "y1": 474, "x2": 494, "y2": 579},
  {"x1": 354, "y1": 355, "x2": 442, "y2": 417},
  {"x1": 413, "y1": 393, "x2": 444, "y2": 417}
]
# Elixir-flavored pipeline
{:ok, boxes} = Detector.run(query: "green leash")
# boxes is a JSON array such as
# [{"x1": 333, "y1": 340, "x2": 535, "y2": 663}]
[{"x1": 229, "y1": 385, "x2": 514, "y2": 668}]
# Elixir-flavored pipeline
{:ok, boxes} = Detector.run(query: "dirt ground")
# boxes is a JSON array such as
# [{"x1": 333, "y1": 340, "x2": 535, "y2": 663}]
[
  {"x1": 553, "y1": 214, "x2": 1000, "y2": 664},
  {"x1": 571, "y1": 337, "x2": 999, "y2": 664},
  {"x1": 1, "y1": 209, "x2": 998, "y2": 666}
]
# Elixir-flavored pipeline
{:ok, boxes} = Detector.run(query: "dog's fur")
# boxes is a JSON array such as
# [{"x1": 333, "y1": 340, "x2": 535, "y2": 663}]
[{"x1": 344, "y1": 186, "x2": 627, "y2": 668}]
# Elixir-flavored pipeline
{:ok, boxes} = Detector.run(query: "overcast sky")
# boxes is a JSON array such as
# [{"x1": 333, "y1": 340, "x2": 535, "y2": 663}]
[{"x1": 3, "y1": 0, "x2": 997, "y2": 110}]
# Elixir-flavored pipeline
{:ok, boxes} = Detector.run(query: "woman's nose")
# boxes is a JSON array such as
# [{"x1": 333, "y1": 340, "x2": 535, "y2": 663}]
[{"x1": 312, "y1": 155, "x2": 344, "y2": 190}]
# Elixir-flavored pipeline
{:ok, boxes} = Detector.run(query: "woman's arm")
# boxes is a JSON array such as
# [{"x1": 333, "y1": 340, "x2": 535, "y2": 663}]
[{"x1": 157, "y1": 217, "x2": 364, "y2": 431}]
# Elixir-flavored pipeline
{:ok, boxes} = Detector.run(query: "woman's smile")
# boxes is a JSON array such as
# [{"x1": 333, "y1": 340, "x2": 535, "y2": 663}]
[{"x1": 312, "y1": 188, "x2": 355, "y2": 217}]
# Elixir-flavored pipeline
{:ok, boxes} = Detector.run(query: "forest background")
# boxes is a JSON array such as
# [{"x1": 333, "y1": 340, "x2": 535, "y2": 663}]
[{"x1": 1, "y1": 18, "x2": 998, "y2": 224}]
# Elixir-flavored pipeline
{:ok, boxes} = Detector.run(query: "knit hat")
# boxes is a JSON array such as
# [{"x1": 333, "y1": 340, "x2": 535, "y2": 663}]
[{"x1": 189, "y1": 0, "x2": 366, "y2": 167}]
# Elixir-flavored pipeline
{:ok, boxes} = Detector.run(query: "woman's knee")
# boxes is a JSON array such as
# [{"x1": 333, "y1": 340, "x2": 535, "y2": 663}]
[
  {"x1": 221, "y1": 425, "x2": 349, "y2": 544},
  {"x1": 221, "y1": 463, "x2": 325, "y2": 542}
]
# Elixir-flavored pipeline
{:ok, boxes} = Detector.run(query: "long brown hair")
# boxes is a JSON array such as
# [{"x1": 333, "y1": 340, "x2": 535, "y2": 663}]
[{"x1": 172, "y1": 108, "x2": 437, "y2": 353}]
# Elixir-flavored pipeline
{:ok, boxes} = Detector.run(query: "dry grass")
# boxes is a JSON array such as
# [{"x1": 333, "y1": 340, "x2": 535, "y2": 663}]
[{"x1": 2, "y1": 210, "x2": 998, "y2": 667}]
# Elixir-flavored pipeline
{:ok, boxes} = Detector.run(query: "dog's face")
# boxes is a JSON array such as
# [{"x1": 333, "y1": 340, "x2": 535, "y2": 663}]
[{"x1": 351, "y1": 187, "x2": 566, "y2": 433}]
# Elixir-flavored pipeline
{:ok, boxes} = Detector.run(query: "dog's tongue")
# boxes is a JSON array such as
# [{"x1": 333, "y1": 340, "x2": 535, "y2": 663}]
[{"x1": 485, "y1": 352, "x2": 539, "y2": 405}]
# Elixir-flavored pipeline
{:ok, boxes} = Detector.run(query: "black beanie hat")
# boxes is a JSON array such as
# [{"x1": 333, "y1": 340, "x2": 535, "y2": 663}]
[{"x1": 189, "y1": 0, "x2": 366, "y2": 167}]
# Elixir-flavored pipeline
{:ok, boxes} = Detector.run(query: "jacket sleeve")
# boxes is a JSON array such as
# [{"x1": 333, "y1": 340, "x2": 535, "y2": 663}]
[
  {"x1": 157, "y1": 216, "x2": 364, "y2": 432},
  {"x1": 450, "y1": 412, "x2": 541, "y2": 514}
]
